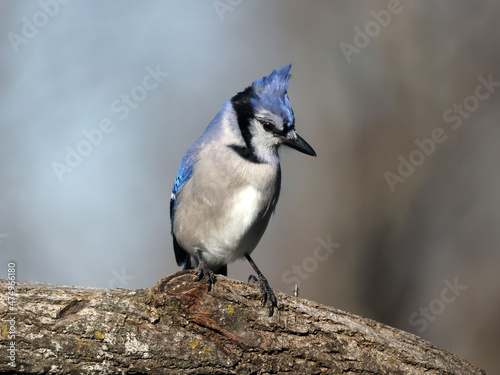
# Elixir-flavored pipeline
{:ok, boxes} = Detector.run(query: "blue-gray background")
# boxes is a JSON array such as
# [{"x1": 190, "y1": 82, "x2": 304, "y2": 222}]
[{"x1": 1, "y1": 1, "x2": 499, "y2": 372}]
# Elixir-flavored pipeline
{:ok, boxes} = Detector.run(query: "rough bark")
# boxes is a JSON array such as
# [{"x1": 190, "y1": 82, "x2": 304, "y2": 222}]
[{"x1": 0, "y1": 271, "x2": 486, "y2": 374}]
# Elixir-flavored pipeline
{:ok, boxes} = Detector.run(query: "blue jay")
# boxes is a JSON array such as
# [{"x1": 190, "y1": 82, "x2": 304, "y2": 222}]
[{"x1": 170, "y1": 63, "x2": 316, "y2": 316}]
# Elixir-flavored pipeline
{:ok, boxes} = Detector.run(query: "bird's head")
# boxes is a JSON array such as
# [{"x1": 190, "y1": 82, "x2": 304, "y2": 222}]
[{"x1": 230, "y1": 63, "x2": 316, "y2": 164}]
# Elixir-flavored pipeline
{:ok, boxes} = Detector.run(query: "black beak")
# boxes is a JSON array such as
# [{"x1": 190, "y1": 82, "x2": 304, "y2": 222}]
[{"x1": 283, "y1": 131, "x2": 317, "y2": 157}]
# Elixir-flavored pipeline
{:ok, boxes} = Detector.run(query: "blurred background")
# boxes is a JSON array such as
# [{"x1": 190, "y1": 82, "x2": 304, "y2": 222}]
[{"x1": 1, "y1": 1, "x2": 499, "y2": 372}]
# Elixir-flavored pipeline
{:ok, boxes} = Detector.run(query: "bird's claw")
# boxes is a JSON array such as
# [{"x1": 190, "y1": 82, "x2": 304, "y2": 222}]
[
  {"x1": 248, "y1": 274, "x2": 278, "y2": 317},
  {"x1": 196, "y1": 260, "x2": 216, "y2": 292}
]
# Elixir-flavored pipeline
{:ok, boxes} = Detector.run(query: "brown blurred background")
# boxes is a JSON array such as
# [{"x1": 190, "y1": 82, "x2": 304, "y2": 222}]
[{"x1": 1, "y1": 1, "x2": 499, "y2": 372}]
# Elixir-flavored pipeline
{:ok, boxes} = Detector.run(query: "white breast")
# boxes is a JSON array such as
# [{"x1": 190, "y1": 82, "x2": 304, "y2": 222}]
[
  {"x1": 227, "y1": 186, "x2": 262, "y2": 240},
  {"x1": 205, "y1": 185, "x2": 264, "y2": 262},
  {"x1": 173, "y1": 144, "x2": 280, "y2": 269}
]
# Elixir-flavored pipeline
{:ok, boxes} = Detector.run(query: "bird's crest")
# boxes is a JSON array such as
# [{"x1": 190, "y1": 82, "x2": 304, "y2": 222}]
[
  {"x1": 250, "y1": 63, "x2": 295, "y2": 130},
  {"x1": 252, "y1": 63, "x2": 292, "y2": 97}
]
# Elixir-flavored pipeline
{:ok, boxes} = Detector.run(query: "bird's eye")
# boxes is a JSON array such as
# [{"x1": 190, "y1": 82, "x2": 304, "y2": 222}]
[{"x1": 260, "y1": 120, "x2": 274, "y2": 132}]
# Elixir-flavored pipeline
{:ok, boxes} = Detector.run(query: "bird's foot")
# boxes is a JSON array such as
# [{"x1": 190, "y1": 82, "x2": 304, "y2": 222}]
[
  {"x1": 195, "y1": 259, "x2": 216, "y2": 292},
  {"x1": 248, "y1": 274, "x2": 278, "y2": 317}
]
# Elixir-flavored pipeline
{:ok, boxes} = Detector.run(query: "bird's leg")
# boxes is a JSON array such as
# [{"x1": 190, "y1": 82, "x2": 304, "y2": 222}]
[
  {"x1": 245, "y1": 253, "x2": 278, "y2": 317},
  {"x1": 195, "y1": 249, "x2": 216, "y2": 292}
]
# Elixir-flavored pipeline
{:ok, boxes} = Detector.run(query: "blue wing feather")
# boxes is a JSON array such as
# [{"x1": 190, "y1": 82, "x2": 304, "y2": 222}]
[
  {"x1": 170, "y1": 146, "x2": 198, "y2": 267},
  {"x1": 170, "y1": 162, "x2": 193, "y2": 217}
]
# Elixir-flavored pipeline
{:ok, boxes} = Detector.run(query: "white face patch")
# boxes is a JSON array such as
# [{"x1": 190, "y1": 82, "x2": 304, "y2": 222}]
[{"x1": 248, "y1": 118, "x2": 281, "y2": 164}]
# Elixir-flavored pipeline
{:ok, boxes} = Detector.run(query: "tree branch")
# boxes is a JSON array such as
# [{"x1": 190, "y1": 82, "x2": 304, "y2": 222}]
[{"x1": 0, "y1": 271, "x2": 486, "y2": 374}]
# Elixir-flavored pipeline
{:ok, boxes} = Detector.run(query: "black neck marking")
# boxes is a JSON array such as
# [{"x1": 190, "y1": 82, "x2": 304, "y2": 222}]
[
  {"x1": 231, "y1": 85, "x2": 255, "y2": 150},
  {"x1": 229, "y1": 145, "x2": 263, "y2": 164}
]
